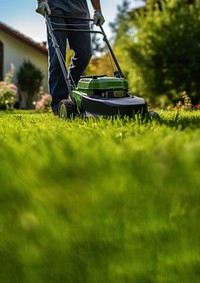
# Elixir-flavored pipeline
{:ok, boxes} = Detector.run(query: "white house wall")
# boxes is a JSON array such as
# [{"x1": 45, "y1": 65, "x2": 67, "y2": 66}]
[{"x1": 0, "y1": 30, "x2": 48, "y2": 91}]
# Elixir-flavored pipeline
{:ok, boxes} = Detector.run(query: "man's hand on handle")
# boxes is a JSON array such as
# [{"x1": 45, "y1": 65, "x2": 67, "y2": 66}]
[
  {"x1": 93, "y1": 10, "x2": 105, "y2": 26},
  {"x1": 36, "y1": 0, "x2": 105, "y2": 26},
  {"x1": 36, "y1": 0, "x2": 51, "y2": 16}
]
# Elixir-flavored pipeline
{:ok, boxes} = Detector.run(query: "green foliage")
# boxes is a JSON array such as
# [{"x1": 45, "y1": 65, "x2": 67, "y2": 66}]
[
  {"x1": 109, "y1": 0, "x2": 131, "y2": 43},
  {"x1": 86, "y1": 54, "x2": 116, "y2": 77},
  {"x1": 0, "y1": 67, "x2": 17, "y2": 110},
  {"x1": 105, "y1": 0, "x2": 133, "y2": 78},
  {"x1": 17, "y1": 60, "x2": 43, "y2": 96},
  {"x1": 0, "y1": 110, "x2": 200, "y2": 282},
  {"x1": 16, "y1": 60, "x2": 44, "y2": 108},
  {"x1": 127, "y1": 0, "x2": 200, "y2": 105}
]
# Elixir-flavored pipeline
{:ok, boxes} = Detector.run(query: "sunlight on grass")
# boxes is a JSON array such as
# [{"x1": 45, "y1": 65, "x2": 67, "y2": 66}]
[{"x1": 0, "y1": 110, "x2": 200, "y2": 282}]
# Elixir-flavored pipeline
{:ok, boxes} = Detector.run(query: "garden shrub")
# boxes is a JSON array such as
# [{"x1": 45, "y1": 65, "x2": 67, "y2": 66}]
[
  {"x1": 34, "y1": 87, "x2": 51, "y2": 112},
  {"x1": 0, "y1": 67, "x2": 17, "y2": 110},
  {"x1": 17, "y1": 60, "x2": 44, "y2": 109}
]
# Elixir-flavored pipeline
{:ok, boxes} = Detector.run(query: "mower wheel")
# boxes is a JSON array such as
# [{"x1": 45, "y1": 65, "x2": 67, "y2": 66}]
[
  {"x1": 58, "y1": 99, "x2": 77, "y2": 119},
  {"x1": 148, "y1": 110, "x2": 160, "y2": 119}
]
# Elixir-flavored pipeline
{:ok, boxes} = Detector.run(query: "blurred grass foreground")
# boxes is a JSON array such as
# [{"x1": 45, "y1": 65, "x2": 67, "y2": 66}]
[{"x1": 0, "y1": 110, "x2": 200, "y2": 283}]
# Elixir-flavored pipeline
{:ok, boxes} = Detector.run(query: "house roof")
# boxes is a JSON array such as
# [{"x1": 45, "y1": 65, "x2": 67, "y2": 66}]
[{"x1": 0, "y1": 21, "x2": 48, "y2": 55}]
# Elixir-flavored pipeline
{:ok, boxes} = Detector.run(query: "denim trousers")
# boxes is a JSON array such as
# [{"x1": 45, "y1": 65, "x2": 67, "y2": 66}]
[{"x1": 47, "y1": 11, "x2": 92, "y2": 112}]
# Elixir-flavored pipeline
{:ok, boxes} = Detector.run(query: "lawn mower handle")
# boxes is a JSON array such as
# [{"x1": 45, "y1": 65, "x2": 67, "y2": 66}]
[
  {"x1": 45, "y1": 13, "x2": 125, "y2": 109},
  {"x1": 46, "y1": 14, "x2": 125, "y2": 78},
  {"x1": 45, "y1": 13, "x2": 77, "y2": 107}
]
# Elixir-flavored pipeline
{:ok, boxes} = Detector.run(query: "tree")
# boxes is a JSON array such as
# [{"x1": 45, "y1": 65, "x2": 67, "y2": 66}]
[
  {"x1": 86, "y1": 53, "x2": 117, "y2": 77},
  {"x1": 109, "y1": 0, "x2": 131, "y2": 44},
  {"x1": 127, "y1": 0, "x2": 200, "y2": 106},
  {"x1": 107, "y1": 0, "x2": 134, "y2": 78},
  {"x1": 17, "y1": 60, "x2": 44, "y2": 109}
]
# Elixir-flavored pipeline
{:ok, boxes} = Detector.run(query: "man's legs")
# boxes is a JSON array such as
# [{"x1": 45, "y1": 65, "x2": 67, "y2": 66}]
[
  {"x1": 47, "y1": 11, "x2": 68, "y2": 113},
  {"x1": 68, "y1": 21, "x2": 92, "y2": 86}
]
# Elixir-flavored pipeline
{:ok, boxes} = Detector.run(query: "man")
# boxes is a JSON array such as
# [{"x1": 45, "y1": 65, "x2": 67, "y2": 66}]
[{"x1": 36, "y1": 0, "x2": 105, "y2": 114}]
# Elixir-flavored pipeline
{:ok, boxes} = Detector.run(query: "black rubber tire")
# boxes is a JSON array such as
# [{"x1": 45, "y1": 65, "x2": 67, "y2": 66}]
[
  {"x1": 58, "y1": 99, "x2": 77, "y2": 119},
  {"x1": 148, "y1": 110, "x2": 160, "y2": 119}
]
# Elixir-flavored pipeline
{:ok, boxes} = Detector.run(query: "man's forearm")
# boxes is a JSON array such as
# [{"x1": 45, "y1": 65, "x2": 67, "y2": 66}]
[
  {"x1": 91, "y1": 0, "x2": 105, "y2": 25},
  {"x1": 91, "y1": 0, "x2": 101, "y2": 10}
]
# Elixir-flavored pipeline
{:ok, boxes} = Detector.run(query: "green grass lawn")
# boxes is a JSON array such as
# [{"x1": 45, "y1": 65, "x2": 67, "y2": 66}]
[{"x1": 0, "y1": 110, "x2": 200, "y2": 283}]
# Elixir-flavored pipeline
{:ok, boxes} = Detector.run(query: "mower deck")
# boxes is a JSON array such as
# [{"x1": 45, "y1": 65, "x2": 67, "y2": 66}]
[{"x1": 77, "y1": 92, "x2": 148, "y2": 117}]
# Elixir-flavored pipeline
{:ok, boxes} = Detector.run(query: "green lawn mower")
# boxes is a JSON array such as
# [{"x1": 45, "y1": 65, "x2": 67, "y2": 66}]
[{"x1": 46, "y1": 14, "x2": 155, "y2": 119}]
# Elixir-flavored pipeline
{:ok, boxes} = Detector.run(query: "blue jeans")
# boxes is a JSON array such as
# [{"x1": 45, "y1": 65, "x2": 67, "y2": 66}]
[{"x1": 47, "y1": 10, "x2": 92, "y2": 112}]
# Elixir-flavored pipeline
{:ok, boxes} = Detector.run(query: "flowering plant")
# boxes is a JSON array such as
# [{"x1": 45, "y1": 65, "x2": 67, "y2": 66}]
[
  {"x1": 0, "y1": 67, "x2": 17, "y2": 110},
  {"x1": 34, "y1": 86, "x2": 51, "y2": 111}
]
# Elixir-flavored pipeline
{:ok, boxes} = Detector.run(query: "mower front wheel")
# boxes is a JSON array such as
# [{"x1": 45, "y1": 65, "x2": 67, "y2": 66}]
[
  {"x1": 148, "y1": 110, "x2": 160, "y2": 119},
  {"x1": 58, "y1": 99, "x2": 77, "y2": 119}
]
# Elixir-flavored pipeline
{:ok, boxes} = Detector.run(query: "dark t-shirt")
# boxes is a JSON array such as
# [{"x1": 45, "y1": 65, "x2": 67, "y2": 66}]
[{"x1": 48, "y1": 0, "x2": 90, "y2": 18}]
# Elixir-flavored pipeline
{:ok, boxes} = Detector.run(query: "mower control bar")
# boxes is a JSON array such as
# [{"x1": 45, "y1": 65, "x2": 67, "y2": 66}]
[{"x1": 48, "y1": 15, "x2": 125, "y2": 78}]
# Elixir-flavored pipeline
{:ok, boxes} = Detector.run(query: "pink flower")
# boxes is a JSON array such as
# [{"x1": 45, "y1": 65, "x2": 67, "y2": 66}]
[{"x1": 35, "y1": 93, "x2": 51, "y2": 111}]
